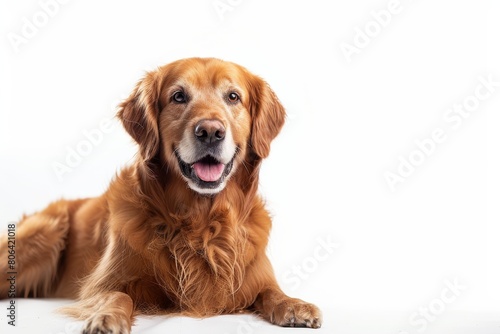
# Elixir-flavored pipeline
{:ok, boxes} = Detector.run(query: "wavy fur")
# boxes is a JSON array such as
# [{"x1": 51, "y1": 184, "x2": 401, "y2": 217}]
[{"x1": 0, "y1": 58, "x2": 321, "y2": 333}]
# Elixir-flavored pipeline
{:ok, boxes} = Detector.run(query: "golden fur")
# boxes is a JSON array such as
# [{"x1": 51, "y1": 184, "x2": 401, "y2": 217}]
[{"x1": 0, "y1": 58, "x2": 321, "y2": 333}]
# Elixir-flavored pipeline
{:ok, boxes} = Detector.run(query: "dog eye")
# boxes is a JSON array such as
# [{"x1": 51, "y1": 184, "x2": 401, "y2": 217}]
[
  {"x1": 172, "y1": 91, "x2": 187, "y2": 104},
  {"x1": 227, "y1": 92, "x2": 240, "y2": 103}
]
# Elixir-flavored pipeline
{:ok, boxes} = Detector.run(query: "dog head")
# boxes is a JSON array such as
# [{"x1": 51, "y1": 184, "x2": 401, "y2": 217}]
[{"x1": 118, "y1": 58, "x2": 285, "y2": 195}]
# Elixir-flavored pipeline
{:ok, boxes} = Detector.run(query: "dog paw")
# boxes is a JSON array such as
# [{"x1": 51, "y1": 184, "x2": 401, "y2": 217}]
[
  {"x1": 269, "y1": 298, "x2": 322, "y2": 328},
  {"x1": 82, "y1": 313, "x2": 131, "y2": 334}
]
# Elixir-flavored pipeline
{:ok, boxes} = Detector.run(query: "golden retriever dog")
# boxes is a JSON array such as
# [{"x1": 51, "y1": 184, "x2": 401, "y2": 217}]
[{"x1": 0, "y1": 58, "x2": 322, "y2": 333}]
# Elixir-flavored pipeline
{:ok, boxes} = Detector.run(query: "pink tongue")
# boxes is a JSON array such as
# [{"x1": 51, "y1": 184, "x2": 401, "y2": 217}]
[{"x1": 192, "y1": 162, "x2": 225, "y2": 182}]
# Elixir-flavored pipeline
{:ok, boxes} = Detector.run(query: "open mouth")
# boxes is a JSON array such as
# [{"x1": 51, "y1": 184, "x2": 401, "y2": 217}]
[{"x1": 176, "y1": 152, "x2": 235, "y2": 190}]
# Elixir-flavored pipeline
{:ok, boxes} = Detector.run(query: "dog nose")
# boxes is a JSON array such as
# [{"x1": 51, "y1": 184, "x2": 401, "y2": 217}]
[{"x1": 194, "y1": 119, "x2": 226, "y2": 143}]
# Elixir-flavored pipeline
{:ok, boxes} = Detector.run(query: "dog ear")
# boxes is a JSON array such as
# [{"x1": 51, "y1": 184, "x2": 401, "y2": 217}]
[
  {"x1": 248, "y1": 76, "x2": 286, "y2": 159},
  {"x1": 117, "y1": 71, "x2": 161, "y2": 163}
]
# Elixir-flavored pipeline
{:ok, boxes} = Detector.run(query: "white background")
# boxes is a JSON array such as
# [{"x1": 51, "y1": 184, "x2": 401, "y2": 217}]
[{"x1": 1, "y1": 0, "x2": 499, "y2": 333}]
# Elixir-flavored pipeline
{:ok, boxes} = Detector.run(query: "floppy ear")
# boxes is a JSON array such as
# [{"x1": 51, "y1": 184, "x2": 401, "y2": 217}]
[
  {"x1": 117, "y1": 71, "x2": 161, "y2": 163},
  {"x1": 248, "y1": 76, "x2": 286, "y2": 159}
]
